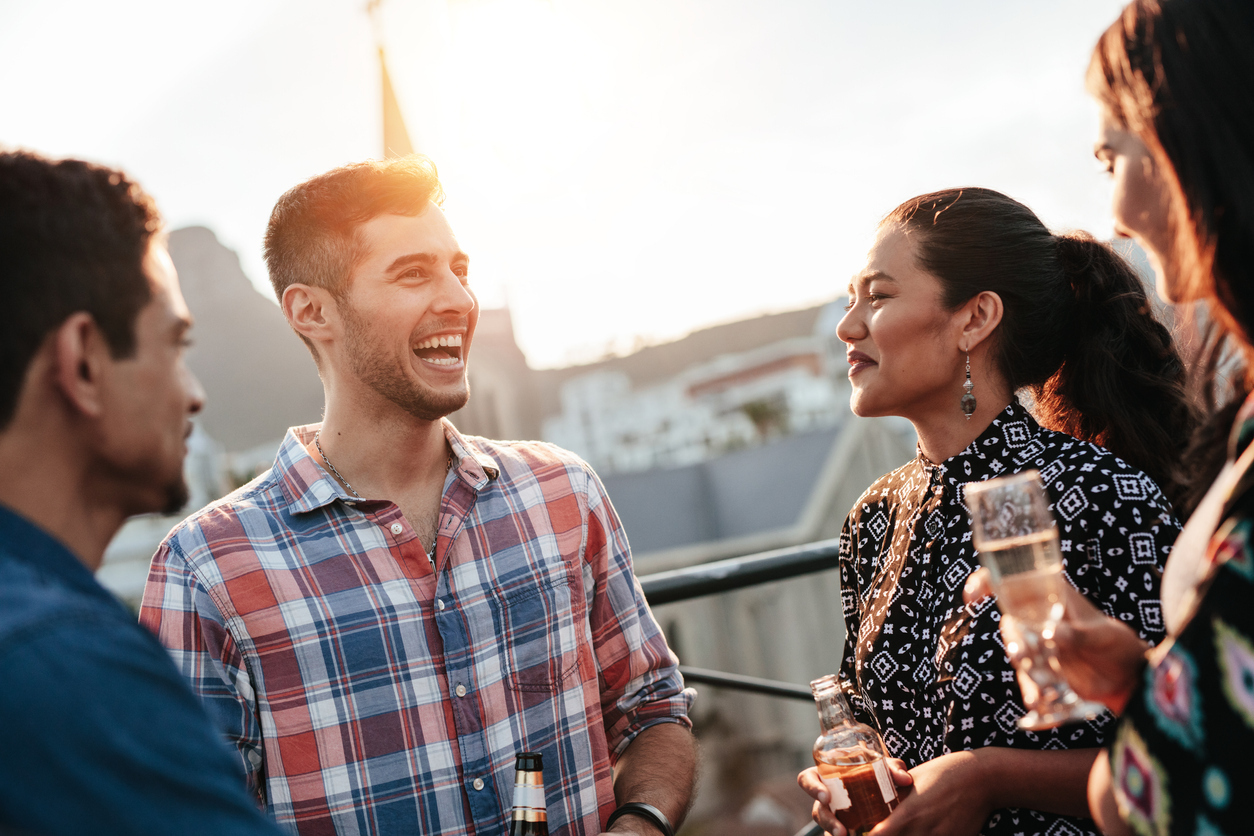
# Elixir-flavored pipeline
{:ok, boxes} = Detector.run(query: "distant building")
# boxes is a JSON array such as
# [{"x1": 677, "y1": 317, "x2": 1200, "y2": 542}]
[{"x1": 542, "y1": 302, "x2": 850, "y2": 474}]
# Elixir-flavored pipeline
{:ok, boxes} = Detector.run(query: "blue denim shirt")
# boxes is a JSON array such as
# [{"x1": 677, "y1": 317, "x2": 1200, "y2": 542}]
[{"x1": 0, "y1": 504, "x2": 284, "y2": 836}]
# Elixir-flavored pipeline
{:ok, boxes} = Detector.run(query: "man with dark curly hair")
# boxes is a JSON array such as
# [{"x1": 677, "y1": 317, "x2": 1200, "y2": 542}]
[{"x1": 0, "y1": 150, "x2": 284, "y2": 836}]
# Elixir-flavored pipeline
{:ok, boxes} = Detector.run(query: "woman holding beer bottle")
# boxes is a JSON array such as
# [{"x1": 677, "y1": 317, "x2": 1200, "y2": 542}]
[{"x1": 797, "y1": 185, "x2": 1194, "y2": 836}]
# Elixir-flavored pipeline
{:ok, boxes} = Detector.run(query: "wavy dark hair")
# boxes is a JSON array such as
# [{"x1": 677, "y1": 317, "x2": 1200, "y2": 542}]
[
  {"x1": 1088, "y1": 0, "x2": 1254, "y2": 513},
  {"x1": 886, "y1": 187, "x2": 1195, "y2": 507},
  {"x1": 0, "y1": 150, "x2": 162, "y2": 430}
]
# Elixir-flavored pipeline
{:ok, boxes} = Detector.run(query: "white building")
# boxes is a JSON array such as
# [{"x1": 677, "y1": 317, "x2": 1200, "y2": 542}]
[{"x1": 544, "y1": 301, "x2": 855, "y2": 474}]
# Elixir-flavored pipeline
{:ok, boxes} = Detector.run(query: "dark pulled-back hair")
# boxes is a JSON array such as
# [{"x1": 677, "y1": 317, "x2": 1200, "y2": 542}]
[
  {"x1": 886, "y1": 187, "x2": 1194, "y2": 506},
  {"x1": 0, "y1": 150, "x2": 162, "y2": 430},
  {"x1": 264, "y1": 155, "x2": 444, "y2": 305},
  {"x1": 1089, "y1": 0, "x2": 1254, "y2": 514}
]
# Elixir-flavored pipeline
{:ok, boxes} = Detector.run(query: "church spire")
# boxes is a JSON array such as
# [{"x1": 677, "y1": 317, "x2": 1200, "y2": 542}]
[{"x1": 367, "y1": 0, "x2": 415, "y2": 159}]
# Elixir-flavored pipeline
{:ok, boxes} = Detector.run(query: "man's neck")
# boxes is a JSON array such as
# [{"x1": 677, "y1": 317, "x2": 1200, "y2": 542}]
[
  {"x1": 0, "y1": 430, "x2": 126, "y2": 572},
  {"x1": 313, "y1": 395, "x2": 452, "y2": 501}
]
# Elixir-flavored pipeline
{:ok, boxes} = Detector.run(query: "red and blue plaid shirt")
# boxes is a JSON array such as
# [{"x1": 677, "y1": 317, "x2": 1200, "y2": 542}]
[{"x1": 140, "y1": 422, "x2": 693, "y2": 836}]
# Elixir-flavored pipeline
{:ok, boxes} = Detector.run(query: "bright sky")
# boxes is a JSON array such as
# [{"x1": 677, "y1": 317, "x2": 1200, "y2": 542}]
[{"x1": 0, "y1": 0, "x2": 1127, "y2": 368}]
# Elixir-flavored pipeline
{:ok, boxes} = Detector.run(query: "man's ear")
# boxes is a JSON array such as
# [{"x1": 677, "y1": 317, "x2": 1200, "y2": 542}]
[
  {"x1": 283, "y1": 284, "x2": 340, "y2": 346},
  {"x1": 51, "y1": 313, "x2": 110, "y2": 419},
  {"x1": 957, "y1": 290, "x2": 1004, "y2": 353}
]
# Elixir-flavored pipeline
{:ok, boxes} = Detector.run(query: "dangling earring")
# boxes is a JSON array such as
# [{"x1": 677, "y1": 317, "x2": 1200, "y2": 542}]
[{"x1": 961, "y1": 352, "x2": 977, "y2": 419}]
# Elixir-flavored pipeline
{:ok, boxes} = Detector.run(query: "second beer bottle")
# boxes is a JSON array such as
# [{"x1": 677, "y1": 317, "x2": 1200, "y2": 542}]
[
  {"x1": 509, "y1": 751, "x2": 549, "y2": 836},
  {"x1": 810, "y1": 674, "x2": 899, "y2": 835}
]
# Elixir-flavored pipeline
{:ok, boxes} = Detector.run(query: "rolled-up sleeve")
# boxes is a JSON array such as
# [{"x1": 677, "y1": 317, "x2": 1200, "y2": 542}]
[{"x1": 581, "y1": 467, "x2": 694, "y2": 760}]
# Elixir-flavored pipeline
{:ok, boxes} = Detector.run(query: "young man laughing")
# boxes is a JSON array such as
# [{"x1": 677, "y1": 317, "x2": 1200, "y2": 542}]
[{"x1": 141, "y1": 157, "x2": 697, "y2": 836}]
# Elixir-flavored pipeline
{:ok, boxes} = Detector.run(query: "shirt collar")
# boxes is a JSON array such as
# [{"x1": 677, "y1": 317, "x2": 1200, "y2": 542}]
[
  {"x1": 0, "y1": 503, "x2": 118, "y2": 606},
  {"x1": 277, "y1": 420, "x2": 501, "y2": 514}
]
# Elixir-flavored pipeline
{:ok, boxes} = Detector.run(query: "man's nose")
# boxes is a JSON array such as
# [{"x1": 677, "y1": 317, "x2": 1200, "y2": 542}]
[
  {"x1": 185, "y1": 368, "x2": 206, "y2": 416},
  {"x1": 435, "y1": 272, "x2": 476, "y2": 316}
]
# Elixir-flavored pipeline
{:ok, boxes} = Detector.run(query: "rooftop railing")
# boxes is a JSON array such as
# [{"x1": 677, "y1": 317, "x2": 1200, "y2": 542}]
[{"x1": 638, "y1": 539, "x2": 841, "y2": 836}]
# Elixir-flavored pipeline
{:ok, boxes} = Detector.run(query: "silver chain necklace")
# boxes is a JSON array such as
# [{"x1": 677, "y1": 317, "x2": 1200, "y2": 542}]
[
  {"x1": 314, "y1": 431, "x2": 453, "y2": 557},
  {"x1": 314, "y1": 431, "x2": 363, "y2": 499}
]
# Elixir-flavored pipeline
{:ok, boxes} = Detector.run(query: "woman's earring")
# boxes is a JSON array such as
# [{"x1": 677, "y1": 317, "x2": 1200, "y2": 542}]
[{"x1": 961, "y1": 353, "x2": 977, "y2": 419}]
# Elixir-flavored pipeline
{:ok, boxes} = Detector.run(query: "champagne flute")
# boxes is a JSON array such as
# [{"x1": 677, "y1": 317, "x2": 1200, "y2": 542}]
[{"x1": 964, "y1": 470, "x2": 1106, "y2": 730}]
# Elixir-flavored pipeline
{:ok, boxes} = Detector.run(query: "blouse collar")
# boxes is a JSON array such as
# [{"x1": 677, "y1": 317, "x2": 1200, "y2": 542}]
[{"x1": 916, "y1": 399, "x2": 1041, "y2": 480}]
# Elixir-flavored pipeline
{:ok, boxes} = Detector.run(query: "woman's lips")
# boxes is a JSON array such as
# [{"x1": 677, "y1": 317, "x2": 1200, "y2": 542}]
[{"x1": 847, "y1": 351, "x2": 876, "y2": 376}]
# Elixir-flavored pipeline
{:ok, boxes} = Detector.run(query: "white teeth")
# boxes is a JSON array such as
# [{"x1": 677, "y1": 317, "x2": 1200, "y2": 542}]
[
  {"x1": 424, "y1": 356, "x2": 459, "y2": 366},
  {"x1": 413, "y1": 334, "x2": 463, "y2": 350}
]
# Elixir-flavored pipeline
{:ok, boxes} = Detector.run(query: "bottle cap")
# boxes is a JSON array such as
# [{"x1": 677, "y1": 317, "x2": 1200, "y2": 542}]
[{"x1": 515, "y1": 751, "x2": 544, "y2": 772}]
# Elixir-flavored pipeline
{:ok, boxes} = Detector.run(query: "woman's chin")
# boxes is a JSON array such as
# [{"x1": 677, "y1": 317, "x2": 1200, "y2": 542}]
[
  {"x1": 848, "y1": 393, "x2": 885, "y2": 419},
  {"x1": 1148, "y1": 253, "x2": 1188, "y2": 304}
]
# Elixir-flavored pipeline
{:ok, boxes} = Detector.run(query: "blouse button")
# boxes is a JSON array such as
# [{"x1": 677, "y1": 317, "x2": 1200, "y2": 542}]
[
  {"x1": 455, "y1": 684, "x2": 467, "y2": 697},
  {"x1": 436, "y1": 598, "x2": 446, "y2": 611},
  {"x1": 390, "y1": 522, "x2": 403, "y2": 535},
  {"x1": 472, "y1": 778, "x2": 485, "y2": 791}
]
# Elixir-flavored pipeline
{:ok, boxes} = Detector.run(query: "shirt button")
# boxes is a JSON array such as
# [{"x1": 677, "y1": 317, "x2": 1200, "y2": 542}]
[
  {"x1": 455, "y1": 684, "x2": 467, "y2": 697},
  {"x1": 390, "y1": 523, "x2": 403, "y2": 535},
  {"x1": 436, "y1": 598, "x2": 446, "y2": 611},
  {"x1": 472, "y1": 778, "x2": 485, "y2": 791}
]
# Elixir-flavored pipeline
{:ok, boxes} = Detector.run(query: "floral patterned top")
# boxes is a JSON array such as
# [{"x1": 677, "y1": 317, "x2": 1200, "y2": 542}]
[
  {"x1": 1109, "y1": 396, "x2": 1254, "y2": 836},
  {"x1": 839, "y1": 401, "x2": 1177, "y2": 836}
]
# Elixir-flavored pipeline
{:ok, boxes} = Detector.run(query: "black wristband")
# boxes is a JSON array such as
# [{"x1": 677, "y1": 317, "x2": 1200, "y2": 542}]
[{"x1": 605, "y1": 802, "x2": 676, "y2": 836}]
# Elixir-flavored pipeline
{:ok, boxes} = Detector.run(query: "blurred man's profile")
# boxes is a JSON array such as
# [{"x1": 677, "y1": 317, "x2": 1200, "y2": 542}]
[{"x1": 0, "y1": 150, "x2": 284, "y2": 836}]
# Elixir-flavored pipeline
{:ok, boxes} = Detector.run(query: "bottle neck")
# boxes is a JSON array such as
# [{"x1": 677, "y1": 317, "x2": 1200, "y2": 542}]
[
  {"x1": 814, "y1": 687, "x2": 855, "y2": 733},
  {"x1": 512, "y1": 768, "x2": 546, "y2": 818}
]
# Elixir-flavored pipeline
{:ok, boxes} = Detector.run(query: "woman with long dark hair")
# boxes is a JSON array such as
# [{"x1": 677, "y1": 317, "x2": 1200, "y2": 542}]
[
  {"x1": 975, "y1": 2, "x2": 1254, "y2": 834},
  {"x1": 797, "y1": 186, "x2": 1194, "y2": 836}
]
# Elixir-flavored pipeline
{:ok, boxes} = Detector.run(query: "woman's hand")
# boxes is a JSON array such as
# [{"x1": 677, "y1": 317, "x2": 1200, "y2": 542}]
[
  {"x1": 963, "y1": 568, "x2": 1149, "y2": 714},
  {"x1": 801, "y1": 752, "x2": 997, "y2": 836},
  {"x1": 868, "y1": 752, "x2": 991, "y2": 836},
  {"x1": 798, "y1": 761, "x2": 913, "y2": 836},
  {"x1": 804, "y1": 746, "x2": 1100, "y2": 834}
]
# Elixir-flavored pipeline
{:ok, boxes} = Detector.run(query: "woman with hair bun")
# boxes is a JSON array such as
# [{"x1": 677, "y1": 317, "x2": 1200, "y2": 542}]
[{"x1": 798, "y1": 186, "x2": 1194, "y2": 836}]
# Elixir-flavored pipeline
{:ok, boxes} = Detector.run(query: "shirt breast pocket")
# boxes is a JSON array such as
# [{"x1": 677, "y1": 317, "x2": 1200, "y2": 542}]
[{"x1": 495, "y1": 576, "x2": 582, "y2": 694}]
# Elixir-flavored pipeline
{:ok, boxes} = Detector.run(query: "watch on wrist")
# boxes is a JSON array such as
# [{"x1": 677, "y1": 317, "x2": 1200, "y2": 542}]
[{"x1": 605, "y1": 801, "x2": 676, "y2": 836}]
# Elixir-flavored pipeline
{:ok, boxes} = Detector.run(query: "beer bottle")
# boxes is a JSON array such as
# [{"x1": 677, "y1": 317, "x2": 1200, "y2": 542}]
[
  {"x1": 509, "y1": 751, "x2": 549, "y2": 836},
  {"x1": 810, "y1": 675, "x2": 898, "y2": 836}
]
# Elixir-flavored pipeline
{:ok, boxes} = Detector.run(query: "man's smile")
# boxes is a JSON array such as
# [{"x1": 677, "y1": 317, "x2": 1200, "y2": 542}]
[{"x1": 412, "y1": 332, "x2": 464, "y2": 367}]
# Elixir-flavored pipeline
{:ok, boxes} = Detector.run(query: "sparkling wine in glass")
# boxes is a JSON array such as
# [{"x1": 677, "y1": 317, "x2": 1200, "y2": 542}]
[{"x1": 964, "y1": 470, "x2": 1106, "y2": 730}]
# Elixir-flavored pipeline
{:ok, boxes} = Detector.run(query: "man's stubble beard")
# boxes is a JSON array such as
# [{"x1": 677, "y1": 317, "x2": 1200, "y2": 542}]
[{"x1": 341, "y1": 298, "x2": 470, "y2": 423}]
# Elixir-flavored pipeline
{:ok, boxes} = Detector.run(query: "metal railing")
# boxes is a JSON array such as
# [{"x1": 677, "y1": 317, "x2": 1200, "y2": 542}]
[
  {"x1": 638, "y1": 540, "x2": 841, "y2": 836},
  {"x1": 639, "y1": 538, "x2": 840, "y2": 605}
]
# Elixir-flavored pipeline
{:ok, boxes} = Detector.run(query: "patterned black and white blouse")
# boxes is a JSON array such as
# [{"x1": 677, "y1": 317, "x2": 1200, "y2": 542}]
[{"x1": 838, "y1": 401, "x2": 1177, "y2": 836}]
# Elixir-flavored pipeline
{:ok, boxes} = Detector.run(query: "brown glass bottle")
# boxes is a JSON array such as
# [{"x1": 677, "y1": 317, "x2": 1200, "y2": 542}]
[
  {"x1": 811, "y1": 675, "x2": 899, "y2": 836},
  {"x1": 509, "y1": 752, "x2": 549, "y2": 836}
]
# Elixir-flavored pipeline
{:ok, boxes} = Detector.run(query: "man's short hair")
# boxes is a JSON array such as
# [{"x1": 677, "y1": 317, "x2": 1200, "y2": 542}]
[
  {"x1": 263, "y1": 156, "x2": 445, "y2": 307},
  {"x1": 0, "y1": 150, "x2": 162, "y2": 430}
]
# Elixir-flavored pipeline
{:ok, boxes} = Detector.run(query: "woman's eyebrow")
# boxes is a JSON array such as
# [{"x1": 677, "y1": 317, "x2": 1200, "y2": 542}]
[{"x1": 851, "y1": 271, "x2": 898, "y2": 290}]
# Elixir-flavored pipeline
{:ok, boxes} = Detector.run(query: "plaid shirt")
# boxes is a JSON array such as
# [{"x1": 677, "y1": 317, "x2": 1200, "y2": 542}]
[{"x1": 140, "y1": 422, "x2": 693, "y2": 836}]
